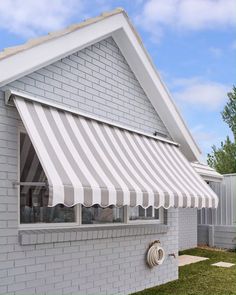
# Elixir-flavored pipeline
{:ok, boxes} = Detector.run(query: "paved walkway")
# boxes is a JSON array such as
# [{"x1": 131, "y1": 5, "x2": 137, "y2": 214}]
[
  {"x1": 178, "y1": 254, "x2": 209, "y2": 266},
  {"x1": 211, "y1": 261, "x2": 235, "y2": 268}
]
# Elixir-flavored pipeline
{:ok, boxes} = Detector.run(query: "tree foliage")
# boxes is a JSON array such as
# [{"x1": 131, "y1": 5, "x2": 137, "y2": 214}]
[
  {"x1": 221, "y1": 85, "x2": 236, "y2": 140},
  {"x1": 207, "y1": 86, "x2": 236, "y2": 174},
  {"x1": 207, "y1": 137, "x2": 236, "y2": 174}
]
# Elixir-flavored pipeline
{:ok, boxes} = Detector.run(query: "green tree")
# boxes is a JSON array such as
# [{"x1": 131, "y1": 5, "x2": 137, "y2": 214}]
[
  {"x1": 221, "y1": 85, "x2": 236, "y2": 141},
  {"x1": 207, "y1": 86, "x2": 236, "y2": 174},
  {"x1": 207, "y1": 137, "x2": 236, "y2": 174}
]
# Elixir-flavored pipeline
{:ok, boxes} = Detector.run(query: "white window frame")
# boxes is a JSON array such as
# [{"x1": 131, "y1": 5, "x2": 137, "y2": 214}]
[
  {"x1": 127, "y1": 206, "x2": 164, "y2": 224},
  {"x1": 18, "y1": 127, "x2": 163, "y2": 230}
]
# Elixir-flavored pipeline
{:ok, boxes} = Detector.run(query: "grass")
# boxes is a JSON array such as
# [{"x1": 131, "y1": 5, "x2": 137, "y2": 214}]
[{"x1": 134, "y1": 248, "x2": 236, "y2": 295}]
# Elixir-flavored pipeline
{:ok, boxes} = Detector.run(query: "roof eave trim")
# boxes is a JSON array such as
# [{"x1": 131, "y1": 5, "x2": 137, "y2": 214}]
[
  {"x1": 112, "y1": 21, "x2": 201, "y2": 161},
  {"x1": 0, "y1": 12, "x2": 125, "y2": 88},
  {"x1": 0, "y1": 8, "x2": 125, "y2": 62}
]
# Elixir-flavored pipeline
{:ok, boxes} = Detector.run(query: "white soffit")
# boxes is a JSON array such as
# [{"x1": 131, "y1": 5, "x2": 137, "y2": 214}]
[{"x1": 0, "y1": 8, "x2": 201, "y2": 161}]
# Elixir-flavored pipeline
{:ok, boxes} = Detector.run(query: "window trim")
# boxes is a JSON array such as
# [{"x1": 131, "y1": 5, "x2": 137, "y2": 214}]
[
  {"x1": 18, "y1": 127, "x2": 162, "y2": 230},
  {"x1": 128, "y1": 206, "x2": 164, "y2": 224}
]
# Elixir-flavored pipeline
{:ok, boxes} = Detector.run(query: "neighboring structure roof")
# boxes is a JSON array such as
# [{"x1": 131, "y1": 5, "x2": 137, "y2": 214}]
[
  {"x1": 0, "y1": 8, "x2": 201, "y2": 161},
  {"x1": 191, "y1": 162, "x2": 223, "y2": 182}
]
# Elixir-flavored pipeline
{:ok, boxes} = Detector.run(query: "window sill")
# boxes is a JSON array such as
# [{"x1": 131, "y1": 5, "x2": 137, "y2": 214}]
[{"x1": 18, "y1": 223, "x2": 169, "y2": 245}]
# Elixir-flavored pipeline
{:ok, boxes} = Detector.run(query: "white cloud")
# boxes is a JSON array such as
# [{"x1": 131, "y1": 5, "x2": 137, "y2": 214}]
[
  {"x1": 0, "y1": 0, "x2": 85, "y2": 37},
  {"x1": 171, "y1": 76, "x2": 202, "y2": 87},
  {"x1": 231, "y1": 40, "x2": 236, "y2": 50},
  {"x1": 209, "y1": 47, "x2": 222, "y2": 58},
  {"x1": 172, "y1": 77, "x2": 229, "y2": 110},
  {"x1": 190, "y1": 124, "x2": 225, "y2": 159},
  {"x1": 136, "y1": 0, "x2": 236, "y2": 41},
  {"x1": 191, "y1": 125, "x2": 219, "y2": 143}
]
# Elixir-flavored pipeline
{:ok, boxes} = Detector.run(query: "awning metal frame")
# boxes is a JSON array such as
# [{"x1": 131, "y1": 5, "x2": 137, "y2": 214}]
[
  {"x1": 13, "y1": 181, "x2": 48, "y2": 187},
  {"x1": 5, "y1": 88, "x2": 179, "y2": 147}
]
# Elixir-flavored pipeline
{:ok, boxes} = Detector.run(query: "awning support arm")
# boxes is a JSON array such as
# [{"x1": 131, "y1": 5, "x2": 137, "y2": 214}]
[{"x1": 13, "y1": 181, "x2": 48, "y2": 187}]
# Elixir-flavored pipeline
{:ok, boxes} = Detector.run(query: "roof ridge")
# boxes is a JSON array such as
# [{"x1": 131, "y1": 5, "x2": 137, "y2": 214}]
[{"x1": 0, "y1": 7, "x2": 124, "y2": 61}]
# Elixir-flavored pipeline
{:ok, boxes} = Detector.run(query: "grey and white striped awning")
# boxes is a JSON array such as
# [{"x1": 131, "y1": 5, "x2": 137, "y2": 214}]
[
  {"x1": 14, "y1": 96, "x2": 218, "y2": 209},
  {"x1": 20, "y1": 132, "x2": 46, "y2": 196}
]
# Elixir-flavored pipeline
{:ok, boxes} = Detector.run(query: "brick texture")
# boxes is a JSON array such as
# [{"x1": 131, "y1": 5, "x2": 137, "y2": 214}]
[
  {"x1": 5, "y1": 37, "x2": 170, "y2": 137},
  {"x1": 0, "y1": 37, "x2": 178, "y2": 294},
  {"x1": 178, "y1": 208, "x2": 197, "y2": 250}
]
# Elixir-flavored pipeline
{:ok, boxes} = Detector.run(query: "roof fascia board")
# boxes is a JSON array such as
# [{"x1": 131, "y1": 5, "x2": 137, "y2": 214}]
[
  {"x1": 112, "y1": 16, "x2": 201, "y2": 161},
  {"x1": 0, "y1": 13, "x2": 123, "y2": 88}
]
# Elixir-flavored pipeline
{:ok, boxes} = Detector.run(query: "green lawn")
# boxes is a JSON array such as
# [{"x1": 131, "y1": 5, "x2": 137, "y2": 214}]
[{"x1": 134, "y1": 248, "x2": 236, "y2": 295}]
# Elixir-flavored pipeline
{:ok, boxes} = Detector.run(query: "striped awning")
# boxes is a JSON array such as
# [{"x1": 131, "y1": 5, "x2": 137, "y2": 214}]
[
  {"x1": 14, "y1": 96, "x2": 218, "y2": 209},
  {"x1": 20, "y1": 132, "x2": 46, "y2": 196}
]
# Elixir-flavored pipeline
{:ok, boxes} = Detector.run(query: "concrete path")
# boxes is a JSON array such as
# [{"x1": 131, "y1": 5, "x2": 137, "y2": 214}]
[
  {"x1": 211, "y1": 261, "x2": 235, "y2": 268},
  {"x1": 178, "y1": 255, "x2": 209, "y2": 266}
]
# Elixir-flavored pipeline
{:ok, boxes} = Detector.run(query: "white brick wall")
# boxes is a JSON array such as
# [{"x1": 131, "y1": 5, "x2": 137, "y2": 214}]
[
  {"x1": 6, "y1": 37, "x2": 170, "y2": 138},
  {"x1": 0, "y1": 37, "x2": 178, "y2": 294},
  {"x1": 178, "y1": 208, "x2": 197, "y2": 250}
]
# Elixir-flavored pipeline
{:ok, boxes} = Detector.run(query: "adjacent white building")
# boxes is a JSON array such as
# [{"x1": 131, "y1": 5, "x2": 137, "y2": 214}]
[{"x1": 198, "y1": 173, "x2": 236, "y2": 249}]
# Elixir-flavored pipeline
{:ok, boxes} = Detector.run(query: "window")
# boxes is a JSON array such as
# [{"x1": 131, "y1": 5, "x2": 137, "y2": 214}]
[
  {"x1": 19, "y1": 132, "x2": 75, "y2": 225},
  {"x1": 82, "y1": 205, "x2": 124, "y2": 224},
  {"x1": 19, "y1": 131, "x2": 161, "y2": 227},
  {"x1": 129, "y1": 206, "x2": 159, "y2": 221}
]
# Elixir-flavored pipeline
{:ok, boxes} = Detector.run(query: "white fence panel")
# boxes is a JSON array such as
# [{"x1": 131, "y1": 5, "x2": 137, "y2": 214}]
[{"x1": 198, "y1": 174, "x2": 236, "y2": 226}]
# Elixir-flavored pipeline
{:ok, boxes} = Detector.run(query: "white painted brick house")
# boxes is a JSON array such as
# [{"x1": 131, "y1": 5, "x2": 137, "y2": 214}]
[{"x1": 0, "y1": 8, "x2": 221, "y2": 295}]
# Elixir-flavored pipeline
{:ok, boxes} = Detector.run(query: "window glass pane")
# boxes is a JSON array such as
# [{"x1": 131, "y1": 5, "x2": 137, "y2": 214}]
[
  {"x1": 129, "y1": 206, "x2": 159, "y2": 221},
  {"x1": 20, "y1": 133, "x2": 75, "y2": 224},
  {"x1": 20, "y1": 185, "x2": 75, "y2": 223},
  {"x1": 139, "y1": 207, "x2": 145, "y2": 217},
  {"x1": 82, "y1": 205, "x2": 124, "y2": 224},
  {"x1": 146, "y1": 206, "x2": 153, "y2": 217},
  {"x1": 154, "y1": 208, "x2": 159, "y2": 219}
]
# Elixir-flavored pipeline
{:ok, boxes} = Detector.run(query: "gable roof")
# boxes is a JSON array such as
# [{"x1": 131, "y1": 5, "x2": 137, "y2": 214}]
[{"x1": 0, "y1": 8, "x2": 201, "y2": 161}]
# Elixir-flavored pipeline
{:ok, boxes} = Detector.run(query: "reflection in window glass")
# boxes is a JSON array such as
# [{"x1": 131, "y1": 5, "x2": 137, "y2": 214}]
[
  {"x1": 129, "y1": 206, "x2": 159, "y2": 221},
  {"x1": 20, "y1": 132, "x2": 75, "y2": 224},
  {"x1": 82, "y1": 205, "x2": 124, "y2": 224}
]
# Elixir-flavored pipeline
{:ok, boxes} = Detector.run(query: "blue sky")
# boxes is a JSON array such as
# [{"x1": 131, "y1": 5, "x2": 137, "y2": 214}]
[{"x1": 0, "y1": 0, "x2": 235, "y2": 160}]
